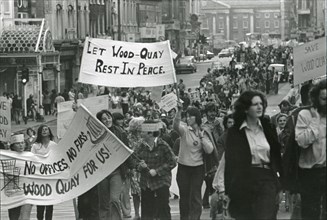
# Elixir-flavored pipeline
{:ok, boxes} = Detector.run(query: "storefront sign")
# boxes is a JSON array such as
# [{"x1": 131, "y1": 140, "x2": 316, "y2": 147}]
[{"x1": 140, "y1": 27, "x2": 156, "y2": 39}]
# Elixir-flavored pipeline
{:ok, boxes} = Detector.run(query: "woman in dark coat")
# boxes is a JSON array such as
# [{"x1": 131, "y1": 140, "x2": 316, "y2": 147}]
[{"x1": 224, "y1": 90, "x2": 283, "y2": 220}]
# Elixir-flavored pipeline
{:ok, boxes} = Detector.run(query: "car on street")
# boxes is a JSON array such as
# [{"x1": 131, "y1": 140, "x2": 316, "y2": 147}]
[
  {"x1": 175, "y1": 56, "x2": 197, "y2": 74},
  {"x1": 218, "y1": 49, "x2": 233, "y2": 59},
  {"x1": 268, "y1": 64, "x2": 289, "y2": 82}
]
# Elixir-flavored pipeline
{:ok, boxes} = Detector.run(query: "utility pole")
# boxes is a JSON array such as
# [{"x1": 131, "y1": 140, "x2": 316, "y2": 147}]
[
  {"x1": 76, "y1": 0, "x2": 79, "y2": 39},
  {"x1": 118, "y1": 0, "x2": 121, "y2": 40}
]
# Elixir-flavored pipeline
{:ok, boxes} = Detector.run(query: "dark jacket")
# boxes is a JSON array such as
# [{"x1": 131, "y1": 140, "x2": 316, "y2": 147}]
[
  {"x1": 110, "y1": 125, "x2": 132, "y2": 180},
  {"x1": 224, "y1": 117, "x2": 283, "y2": 215}
]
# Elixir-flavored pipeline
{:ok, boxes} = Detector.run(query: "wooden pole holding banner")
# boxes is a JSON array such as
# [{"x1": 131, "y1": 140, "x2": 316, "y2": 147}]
[{"x1": 73, "y1": 198, "x2": 78, "y2": 220}]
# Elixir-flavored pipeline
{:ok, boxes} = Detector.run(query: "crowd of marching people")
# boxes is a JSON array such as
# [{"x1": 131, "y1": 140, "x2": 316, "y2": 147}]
[
  {"x1": 1, "y1": 75, "x2": 325, "y2": 220},
  {"x1": 0, "y1": 41, "x2": 325, "y2": 220}
]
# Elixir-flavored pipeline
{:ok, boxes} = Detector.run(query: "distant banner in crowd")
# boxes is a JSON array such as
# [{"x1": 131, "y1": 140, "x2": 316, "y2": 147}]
[
  {"x1": 294, "y1": 37, "x2": 326, "y2": 85},
  {"x1": 57, "y1": 95, "x2": 109, "y2": 138},
  {"x1": 157, "y1": 93, "x2": 180, "y2": 112},
  {"x1": 0, "y1": 105, "x2": 133, "y2": 209},
  {"x1": 78, "y1": 38, "x2": 177, "y2": 87},
  {"x1": 0, "y1": 97, "x2": 11, "y2": 142}
]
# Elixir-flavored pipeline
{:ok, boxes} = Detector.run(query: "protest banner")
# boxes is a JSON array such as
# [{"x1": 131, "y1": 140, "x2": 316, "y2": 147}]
[
  {"x1": 78, "y1": 38, "x2": 177, "y2": 87},
  {"x1": 141, "y1": 123, "x2": 161, "y2": 132},
  {"x1": 157, "y1": 93, "x2": 179, "y2": 112},
  {"x1": 0, "y1": 105, "x2": 133, "y2": 209},
  {"x1": 57, "y1": 95, "x2": 109, "y2": 138},
  {"x1": 294, "y1": 37, "x2": 326, "y2": 85},
  {"x1": 0, "y1": 97, "x2": 11, "y2": 142}
]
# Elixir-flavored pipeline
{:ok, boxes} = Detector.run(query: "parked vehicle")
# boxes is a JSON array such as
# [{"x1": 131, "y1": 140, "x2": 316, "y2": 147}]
[
  {"x1": 210, "y1": 61, "x2": 224, "y2": 72},
  {"x1": 175, "y1": 56, "x2": 197, "y2": 74},
  {"x1": 206, "y1": 51, "x2": 214, "y2": 60}
]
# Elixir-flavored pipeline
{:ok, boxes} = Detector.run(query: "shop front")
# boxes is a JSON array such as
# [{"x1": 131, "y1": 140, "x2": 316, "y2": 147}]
[{"x1": 0, "y1": 19, "x2": 60, "y2": 115}]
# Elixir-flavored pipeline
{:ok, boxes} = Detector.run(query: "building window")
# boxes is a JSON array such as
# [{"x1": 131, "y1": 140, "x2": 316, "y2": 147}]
[
  {"x1": 233, "y1": 20, "x2": 238, "y2": 29},
  {"x1": 256, "y1": 13, "x2": 260, "y2": 18},
  {"x1": 4, "y1": 0, "x2": 10, "y2": 13},
  {"x1": 265, "y1": 13, "x2": 270, "y2": 18},
  {"x1": 265, "y1": 20, "x2": 270, "y2": 28},
  {"x1": 243, "y1": 14, "x2": 248, "y2": 18},
  {"x1": 219, "y1": 21, "x2": 224, "y2": 29},
  {"x1": 17, "y1": 12, "x2": 29, "y2": 18},
  {"x1": 274, "y1": 13, "x2": 279, "y2": 18},
  {"x1": 274, "y1": 20, "x2": 279, "y2": 28},
  {"x1": 256, "y1": 21, "x2": 260, "y2": 28},
  {"x1": 243, "y1": 21, "x2": 248, "y2": 28}
]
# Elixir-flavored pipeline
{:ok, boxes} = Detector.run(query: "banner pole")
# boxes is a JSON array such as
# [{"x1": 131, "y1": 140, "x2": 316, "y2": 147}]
[{"x1": 73, "y1": 198, "x2": 78, "y2": 220}]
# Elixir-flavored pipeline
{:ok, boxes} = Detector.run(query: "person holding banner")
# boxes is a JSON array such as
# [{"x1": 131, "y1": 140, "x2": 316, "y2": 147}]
[
  {"x1": 7, "y1": 134, "x2": 33, "y2": 220},
  {"x1": 135, "y1": 120, "x2": 176, "y2": 220},
  {"x1": 31, "y1": 125, "x2": 57, "y2": 220},
  {"x1": 173, "y1": 105, "x2": 214, "y2": 220},
  {"x1": 95, "y1": 109, "x2": 130, "y2": 220}
]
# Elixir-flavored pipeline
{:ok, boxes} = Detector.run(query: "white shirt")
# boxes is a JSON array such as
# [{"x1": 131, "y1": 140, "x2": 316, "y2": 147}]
[
  {"x1": 240, "y1": 120, "x2": 271, "y2": 164},
  {"x1": 295, "y1": 109, "x2": 326, "y2": 168},
  {"x1": 31, "y1": 140, "x2": 57, "y2": 156}
]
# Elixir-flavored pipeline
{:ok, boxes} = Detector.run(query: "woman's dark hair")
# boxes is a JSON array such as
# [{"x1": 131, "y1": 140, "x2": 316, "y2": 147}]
[
  {"x1": 26, "y1": 127, "x2": 36, "y2": 136},
  {"x1": 186, "y1": 106, "x2": 202, "y2": 125},
  {"x1": 112, "y1": 112, "x2": 124, "y2": 124},
  {"x1": 96, "y1": 109, "x2": 113, "y2": 123},
  {"x1": 223, "y1": 114, "x2": 234, "y2": 129},
  {"x1": 310, "y1": 79, "x2": 326, "y2": 109},
  {"x1": 204, "y1": 102, "x2": 217, "y2": 114},
  {"x1": 121, "y1": 92, "x2": 127, "y2": 97},
  {"x1": 35, "y1": 125, "x2": 54, "y2": 143},
  {"x1": 233, "y1": 90, "x2": 267, "y2": 127}
]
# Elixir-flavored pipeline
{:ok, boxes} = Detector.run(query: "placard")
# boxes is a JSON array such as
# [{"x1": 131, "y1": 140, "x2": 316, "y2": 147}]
[
  {"x1": 294, "y1": 37, "x2": 326, "y2": 85},
  {"x1": 0, "y1": 97, "x2": 11, "y2": 142},
  {"x1": 78, "y1": 38, "x2": 177, "y2": 87}
]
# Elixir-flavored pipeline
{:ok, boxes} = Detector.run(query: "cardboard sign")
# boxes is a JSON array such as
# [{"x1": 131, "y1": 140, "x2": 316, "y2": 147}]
[
  {"x1": 57, "y1": 95, "x2": 109, "y2": 138},
  {"x1": 294, "y1": 37, "x2": 326, "y2": 85},
  {"x1": 141, "y1": 123, "x2": 161, "y2": 132},
  {"x1": 157, "y1": 93, "x2": 179, "y2": 112},
  {"x1": 0, "y1": 105, "x2": 132, "y2": 209},
  {"x1": 0, "y1": 97, "x2": 11, "y2": 142},
  {"x1": 78, "y1": 38, "x2": 177, "y2": 87}
]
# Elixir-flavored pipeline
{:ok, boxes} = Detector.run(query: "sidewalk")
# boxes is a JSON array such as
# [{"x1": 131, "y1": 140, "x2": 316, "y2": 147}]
[{"x1": 11, "y1": 115, "x2": 57, "y2": 134}]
